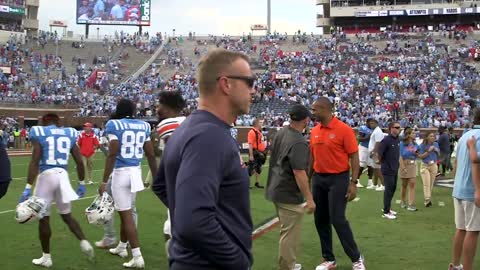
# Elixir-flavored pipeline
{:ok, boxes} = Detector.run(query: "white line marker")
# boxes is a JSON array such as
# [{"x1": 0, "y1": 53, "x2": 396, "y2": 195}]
[
  {"x1": 395, "y1": 200, "x2": 401, "y2": 204},
  {"x1": 0, "y1": 195, "x2": 98, "y2": 215}
]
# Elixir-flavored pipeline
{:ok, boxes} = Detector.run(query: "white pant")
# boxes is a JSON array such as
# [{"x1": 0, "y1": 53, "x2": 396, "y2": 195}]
[
  {"x1": 359, "y1": 145, "x2": 369, "y2": 167},
  {"x1": 34, "y1": 168, "x2": 77, "y2": 216},
  {"x1": 164, "y1": 210, "x2": 171, "y2": 236},
  {"x1": 111, "y1": 166, "x2": 143, "y2": 211}
]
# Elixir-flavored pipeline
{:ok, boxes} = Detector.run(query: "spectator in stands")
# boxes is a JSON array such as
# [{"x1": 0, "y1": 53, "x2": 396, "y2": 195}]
[{"x1": 110, "y1": 0, "x2": 125, "y2": 20}]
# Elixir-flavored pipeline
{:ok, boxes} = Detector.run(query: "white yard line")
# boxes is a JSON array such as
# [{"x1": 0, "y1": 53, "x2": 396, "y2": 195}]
[{"x1": 0, "y1": 195, "x2": 98, "y2": 215}]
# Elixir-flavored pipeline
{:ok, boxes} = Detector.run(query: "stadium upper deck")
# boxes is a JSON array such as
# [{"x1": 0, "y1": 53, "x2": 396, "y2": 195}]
[{"x1": 317, "y1": 0, "x2": 480, "y2": 33}]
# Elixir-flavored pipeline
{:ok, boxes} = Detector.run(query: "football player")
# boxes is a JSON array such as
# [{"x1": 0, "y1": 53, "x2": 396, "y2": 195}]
[
  {"x1": 18, "y1": 113, "x2": 94, "y2": 268},
  {"x1": 150, "y1": 90, "x2": 186, "y2": 258},
  {"x1": 99, "y1": 99, "x2": 157, "y2": 268},
  {"x1": 94, "y1": 113, "x2": 138, "y2": 250}
]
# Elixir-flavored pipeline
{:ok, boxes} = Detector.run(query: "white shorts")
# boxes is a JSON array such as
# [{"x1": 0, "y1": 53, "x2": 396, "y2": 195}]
[
  {"x1": 111, "y1": 166, "x2": 142, "y2": 211},
  {"x1": 164, "y1": 210, "x2": 171, "y2": 236},
  {"x1": 367, "y1": 152, "x2": 381, "y2": 169},
  {"x1": 359, "y1": 145, "x2": 369, "y2": 167},
  {"x1": 454, "y1": 198, "x2": 480, "y2": 232},
  {"x1": 34, "y1": 168, "x2": 73, "y2": 216}
]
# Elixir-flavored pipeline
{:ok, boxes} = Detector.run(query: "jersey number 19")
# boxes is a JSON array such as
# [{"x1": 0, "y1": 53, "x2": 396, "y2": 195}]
[{"x1": 46, "y1": 136, "x2": 71, "y2": 165}]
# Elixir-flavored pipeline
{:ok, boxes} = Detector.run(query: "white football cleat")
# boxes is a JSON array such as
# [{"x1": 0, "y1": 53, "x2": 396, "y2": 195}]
[
  {"x1": 109, "y1": 246, "x2": 128, "y2": 258},
  {"x1": 95, "y1": 237, "x2": 117, "y2": 249},
  {"x1": 80, "y1": 240, "x2": 95, "y2": 261},
  {"x1": 32, "y1": 256, "x2": 53, "y2": 268},
  {"x1": 294, "y1": 263, "x2": 302, "y2": 270},
  {"x1": 123, "y1": 256, "x2": 145, "y2": 268}
]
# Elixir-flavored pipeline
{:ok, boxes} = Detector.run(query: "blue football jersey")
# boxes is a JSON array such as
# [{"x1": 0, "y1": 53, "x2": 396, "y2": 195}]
[
  {"x1": 29, "y1": 125, "x2": 79, "y2": 172},
  {"x1": 358, "y1": 125, "x2": 372, "y2": 148},
  {"x1": 105, "y1": 119, "x2": 151, "y2": 168}
]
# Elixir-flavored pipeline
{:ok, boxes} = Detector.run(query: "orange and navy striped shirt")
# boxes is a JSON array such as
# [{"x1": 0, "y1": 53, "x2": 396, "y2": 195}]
[{"x1": 157, "y1": 116, "x2": 186, "y2": 141}]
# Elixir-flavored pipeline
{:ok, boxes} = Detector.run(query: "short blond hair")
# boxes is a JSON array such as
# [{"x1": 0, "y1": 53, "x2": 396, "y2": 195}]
[{"x1": 197, "y1": 49, "x2": 249, "y2": 96}]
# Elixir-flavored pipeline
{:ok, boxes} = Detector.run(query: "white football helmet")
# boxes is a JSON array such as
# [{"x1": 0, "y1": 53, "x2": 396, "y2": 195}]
[
  {"x1": 85, "y1": 192, "x2": 114, "y2": 225},
  {"x1": 15, "y1": 196, "x2": 47, "y2": 224}
]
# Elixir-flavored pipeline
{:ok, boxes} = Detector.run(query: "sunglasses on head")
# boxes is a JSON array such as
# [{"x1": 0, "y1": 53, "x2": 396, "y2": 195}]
[{"x1": 217, "y1": 75, "x2": 256, "y2": 88}]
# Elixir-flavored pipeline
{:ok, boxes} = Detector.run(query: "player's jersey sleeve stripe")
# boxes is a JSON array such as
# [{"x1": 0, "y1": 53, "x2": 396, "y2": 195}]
[
  {"x1": 113, "y1": 120, "x2": 120, "y2": 130},
  {"x1": 158, "y1": 123, "x2": 180, "y2": 139}
]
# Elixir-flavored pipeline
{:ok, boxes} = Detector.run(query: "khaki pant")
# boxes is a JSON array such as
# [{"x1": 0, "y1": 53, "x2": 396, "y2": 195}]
[
  {"x1": 420, "y1": 163, "x2": 438, "y2": 204},
  {"x1": 275, "y1": 202, "x2": 305, "y2": 270},
  {"x1": 82, "y1": 155, "x2": 95, "y2": 181}
]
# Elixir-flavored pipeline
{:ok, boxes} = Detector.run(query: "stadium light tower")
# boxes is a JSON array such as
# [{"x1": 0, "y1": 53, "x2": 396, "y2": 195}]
[{"x1": 267, "y1": 0, "x2": 271, "y2": 35}]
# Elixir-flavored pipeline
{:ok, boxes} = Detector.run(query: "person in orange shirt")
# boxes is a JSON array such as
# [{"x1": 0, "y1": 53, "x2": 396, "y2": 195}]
[
  {"x1": 309, "y1": 97, "x2": 366, "y2": 270},
  {"x1": 248, "y1": 119, "x2": 266, "y2": 188}
]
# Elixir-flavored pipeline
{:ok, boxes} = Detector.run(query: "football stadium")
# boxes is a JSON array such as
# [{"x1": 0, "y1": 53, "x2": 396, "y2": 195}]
[{"x1": 1, "y1": 0, "x2": 480, "y2": 270}]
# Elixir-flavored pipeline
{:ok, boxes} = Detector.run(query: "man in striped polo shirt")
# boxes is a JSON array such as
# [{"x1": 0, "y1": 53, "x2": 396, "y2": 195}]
[{"x1": 150, "y1": 90, "x2": 186, "y2": 258}]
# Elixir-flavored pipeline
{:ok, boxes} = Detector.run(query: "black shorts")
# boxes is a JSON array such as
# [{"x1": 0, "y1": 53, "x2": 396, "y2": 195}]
[{"x1": 0, "y1": 181, "x2": 11, "y2": 199}]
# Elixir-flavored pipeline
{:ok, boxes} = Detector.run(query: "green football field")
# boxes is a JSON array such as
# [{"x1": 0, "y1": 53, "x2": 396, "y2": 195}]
[{"x1": 0, "y1": 155, "x2": 479, "y2": 270}]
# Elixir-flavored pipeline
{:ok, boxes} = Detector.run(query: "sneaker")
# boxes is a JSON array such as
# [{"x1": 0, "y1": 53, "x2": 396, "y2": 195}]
[
  {"x1": 255, "y1": 183, "x2": 264, "y2": 189},
  {"x1": 381, "y1": 209, "x2": 397, "y2": 215},
  {"x1": 294, "y1": 263, "x2": 302, "y2": 270},
  {"x1": 356, "y1": 182, "x2": 364, "y2": 188},
  {"x1": 407, "y1": 205, "x2": 418, "y2": 211},
  {"x1": 123, "y1": 256, "x2": 145, "y2": 268},
  {"x1": 32, "y1": 256, "x2": 53, "y2": 268},
  {"x1": 448, "y1": 263, "x2": 463, "y2": 270},
  {"x1": 400, "y1": 201, "x2": 407, "y2": 209},
  {"x1": 95, "y1": 237, "x2": 117, "y2": 249},
  {"x1": 375, "y1": 185, "x2": 385, "y2": 191},
  {"x1": 80, "y1": 240, "x2": 95, "y2": 261},
  {"x1": 109, "y1": 246, "x2": 128, "y2": 258},
  {"x1": 366, "y1": 184, "x2": 375, "y2": 190},
  {"x1": 425, "y1": 201, "x2": 433, "y2": 207},
  {"x1": 352, "y1": 256, "x2": 366, "y2": 270},
  {"x1": 87, "y1": 180, "x2": 94, "y2": 185},
  {"x1": 382, "y1": 212, "x2": 397, "y2": 219},
  {"x1": 315, "y1": 260, "x2": 336, "y2": 270}
]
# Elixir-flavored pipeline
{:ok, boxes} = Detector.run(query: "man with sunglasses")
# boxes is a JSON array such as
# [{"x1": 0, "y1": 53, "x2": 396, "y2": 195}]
[
  {"x1": 153, "y1": 49, "x2": 254, "y2": 270},
  {"x1": 377, "y1": 122, "x2": 401, "y2": 220}
]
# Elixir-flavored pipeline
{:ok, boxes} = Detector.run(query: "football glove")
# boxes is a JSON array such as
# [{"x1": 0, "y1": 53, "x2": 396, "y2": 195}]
[
  {"x1": 77, "y1": 184, "x2": 86, "y2": 198},
  {"x1": 19, "y1": 188, "x2": 31, "y2": 203}
]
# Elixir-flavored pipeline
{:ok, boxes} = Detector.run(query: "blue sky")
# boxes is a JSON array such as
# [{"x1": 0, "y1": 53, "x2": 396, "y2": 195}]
[{"x1": 38, "y1": 0, "x2": 322, "y2": 37}]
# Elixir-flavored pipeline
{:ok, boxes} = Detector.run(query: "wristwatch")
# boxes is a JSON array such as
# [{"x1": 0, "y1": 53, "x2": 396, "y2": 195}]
[{"x1": 351, "y1": 179, "x2": 358, "y2": 184}]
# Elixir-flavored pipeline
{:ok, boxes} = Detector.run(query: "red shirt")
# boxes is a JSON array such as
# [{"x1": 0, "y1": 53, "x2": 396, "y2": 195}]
[{"x1": 78, "y1": 131, "x2": 99, "y2": 158}]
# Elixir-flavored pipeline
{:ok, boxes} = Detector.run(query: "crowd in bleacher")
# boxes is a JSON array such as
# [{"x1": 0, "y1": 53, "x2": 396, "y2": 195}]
[{"x1": 1, "y1": 29, "x2": 480, "y2": 128}]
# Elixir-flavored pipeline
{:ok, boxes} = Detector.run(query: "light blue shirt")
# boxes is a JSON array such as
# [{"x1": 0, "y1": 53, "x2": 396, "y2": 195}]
[
  {"x1": 110, "y1": 4, "x2": 124, "y2": 19},
  {"x1": 29, "y1": 125, "x2": 78, "y2": 172},
  {"x1": 453, "y1": 128, "x2": 480, "y2": 201},
  {"x1": 105, "y1": 119, "x2": 151, "y2": 168},
  {"x1": 418, "y1": 142, "x2": 440, "y2": 164},
  {"x1": 94, "y1": 0, "x2": 105, "y2": 17}
]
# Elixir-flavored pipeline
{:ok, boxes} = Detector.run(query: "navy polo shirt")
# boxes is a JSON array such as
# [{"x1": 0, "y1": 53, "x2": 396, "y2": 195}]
[
  {"x1": 153, "y1": 110, "x2": 253, "y2": 270},
  {"x1": 378, "y1": 134, "x2": 400, "y2": 176}
]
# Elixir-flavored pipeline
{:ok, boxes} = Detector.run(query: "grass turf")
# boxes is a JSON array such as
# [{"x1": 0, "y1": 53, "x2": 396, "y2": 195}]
[{"x1": 0, "y1": 155, "x2": 478, "y2": 270}]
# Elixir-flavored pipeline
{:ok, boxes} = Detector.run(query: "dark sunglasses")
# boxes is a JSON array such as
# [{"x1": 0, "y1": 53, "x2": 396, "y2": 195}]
[
  {"x1": 393, "y1": 126, "x2": 401, "y2": 129},
  {"x1": 217, "y1": 75, "x2": 256, "y2": 88}
]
